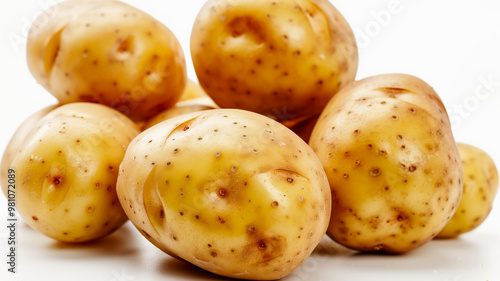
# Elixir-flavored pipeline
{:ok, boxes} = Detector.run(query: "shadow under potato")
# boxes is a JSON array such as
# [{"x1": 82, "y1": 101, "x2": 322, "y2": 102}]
[{"x1": 159, "y1": 257, "x2": 236, "y2": 281}]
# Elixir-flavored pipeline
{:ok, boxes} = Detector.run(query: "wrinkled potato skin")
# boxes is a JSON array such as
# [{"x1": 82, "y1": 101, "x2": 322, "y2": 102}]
[
  {"x1": 1, "y1": 105, "x2": 58, "y2": 198},
  {"x1": 437, "y1": 143, "x2": 499, "y2": 238},
  {"x1": 309, "y1": 74, "x2": 463, "y2": 253},
  {"x1": 27, "y1": 0, "x2": 187, "y2": 121},
  {"x1": 191, "y1": 0, "x2": 358, "y2": 121},
  {"x1": 117, "y1": 109, "x2": 331, "y2": 280},
  {"x1": 11, "y1": 103, "x2": 139, "y2": 242}
]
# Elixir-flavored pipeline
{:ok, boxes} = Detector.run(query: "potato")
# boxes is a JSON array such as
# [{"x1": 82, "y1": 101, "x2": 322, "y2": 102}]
[
  {"x1": 191, "y1": 0, "x2": 358, "y2": 121},
  {"x1": 11, "y1": 103, "x2": 139, "y2": 242},
  {"x1": 179, "y1": 79, "x2": 209, "y2": 101},
  {"x1": 117, "y1": 109, "x2": 331, "y2": 280},
  {"x1": 143, "y1": 98, "x2": 217, "y2": 130},
  {"x1": 309, "y1": 74, "x2": 463, "y2": 253},
  {"x1": 27, "y1": 0, "x2": 187, "y2": 121},
  {"x1": 436, "y1": 143, "x2": 499, "y2": 238},
  {"x1": 1, "y1": 105, "x2": 58, "y2": 198}
]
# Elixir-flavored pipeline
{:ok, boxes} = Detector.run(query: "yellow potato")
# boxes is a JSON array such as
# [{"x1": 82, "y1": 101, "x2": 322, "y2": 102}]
[
  {"x1": 309, "y1": 74, "x2": 463, "y2": 253},
  {"x1": 191, "y1": 0, "x2": 358, "y2": 121},
  {"x1": 1, "y1": 105, "x2": 58, "y2": 198},
  {"x1": 144, "y1": 99, "x2": 217, "y2": 130},
  {"x1": 117, "y1": 109, "x2": 331, "y2": 280},
  {"x1": 437, "y1": 143, "x2": 498, "y2": 238},
  {"x1": 11, "y1": 103, "x2": 139, "y2": 242},
  {"x1": 179, "y1": 79, "x2": 209, "y2": 101},
  {"x1": 27, "y1": 0, "x2": 187, "y2": 121}
]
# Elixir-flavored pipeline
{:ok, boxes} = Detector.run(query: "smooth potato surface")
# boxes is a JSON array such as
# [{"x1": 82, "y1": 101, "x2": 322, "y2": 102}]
[
  {"x1": 437, "y1": 143, "x2": 498, "y2": 238},
  {"x1": 191, "y1": 0, "x2": 358, "y2": 121},
  {"x1": 11, "y1": 103, "x2": 139, "y2": 242},
  {"x1": 27, "y1": 0, "x2": 186, "y2": 121},
  {"x1": 117, "y1": 109, "x2": 331, "y2": 280},
  {"x1": 1, "y1": 105, "x2": 58, "y2": 198},
  {"x1": 309, "y1": 74, "x2": 463, "y2": 253}
]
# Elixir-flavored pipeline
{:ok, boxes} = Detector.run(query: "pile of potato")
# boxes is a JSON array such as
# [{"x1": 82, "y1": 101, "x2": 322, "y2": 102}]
[{"x1": 1, "y1": 0, "x2": 498, "y2": 280}]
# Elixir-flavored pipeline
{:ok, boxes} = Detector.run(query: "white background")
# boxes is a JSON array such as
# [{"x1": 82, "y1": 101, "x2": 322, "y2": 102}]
[{"x1": 1, "y1": 0, "x2": 500, "y2": 280}]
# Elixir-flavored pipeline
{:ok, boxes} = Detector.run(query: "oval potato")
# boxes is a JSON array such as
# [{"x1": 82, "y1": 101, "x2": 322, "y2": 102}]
[
  {"x1": 27, "y1": 0, "x2": 187, "y2": 121},
  {"x1": 309, "y1": 74, "x2": 463, "y2": 253},
  {"x1": 436, "y1": 143, "x2": 499, "y2": 238},
  {"x1": 191, "y1": 0, "x2": 358, "y2": 121},
  {"x1": 11, "y1": 103, "x2": 139, "y2": 242},
  {"x1": 117, "y1": 109, "x2": 331, "y2": 280}
]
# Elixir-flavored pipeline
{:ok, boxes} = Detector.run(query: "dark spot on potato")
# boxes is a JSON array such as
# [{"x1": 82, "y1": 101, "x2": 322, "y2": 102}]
[
  {"x1": 160, "y1": 210, "x2": 165, "y2": 218},
  {"x1": 287, "y1": 177, "x2": 293, "y2": 183},
  {"x1": 211, "y1": 251, "x2": 217, "y2": 257},
  {"x1": 409, "y1": 165, "x2": 417, "y2": 172},
  {"x1": 271, "y1": 201, "x2": 279, "y2": 208},
  {"x1": 218, "y1": 188, "x2": 227, "y2": 197},
  {"x1": 32, "y1": 216, "x2": 38, "y2": 221},
  {"x1": 370, "y1": 168, "x2": 380, "y2": 177}
]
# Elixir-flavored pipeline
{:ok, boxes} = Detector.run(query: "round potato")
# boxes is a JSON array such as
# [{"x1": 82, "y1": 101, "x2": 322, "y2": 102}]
[
  {"x1": 1, "y1": 105, "x2": 58, "y2": 198},
  {"x1": 436, "y1": 143, "x2": 499, "y2": 238},
  {"x1": 309, "y1": 74, "x2": 463, "y2": 253},
  {"x1": 191, "y1": 0, "x2": 358, "y2": 121},
  {"x1": 117, "y1": 109, "x2": 331, "y2": 280},
  {"x1": 27, "y1": 0, "x2": 187, "y2": 121},
  {"x1": 11, "y1": 103, "x2": 139, "y2": 242}
]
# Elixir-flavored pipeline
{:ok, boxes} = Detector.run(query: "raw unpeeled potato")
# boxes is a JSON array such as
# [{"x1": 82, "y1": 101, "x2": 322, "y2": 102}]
[
  {"x1": 11, "y1": 103, "x2": 139, "y2": 242},
  {"x1": 309, "y1": 74, "x2": 463, "y2": 253},
  {"x1": 27, "y1": 0, "x2": 187, "y2": 121},
  {"x1": 117, "y1": 109, "x2": 331, "y2": 280},
  {"x1": 437, "y1": 143, "x2": 499, "y2": 238}
]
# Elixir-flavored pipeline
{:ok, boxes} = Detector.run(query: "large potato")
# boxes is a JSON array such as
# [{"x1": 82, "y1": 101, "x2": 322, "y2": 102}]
[
  {"x1": 117, "y1": 109, "x2": 331, "y2": 280},
  {"x1": 1, "y1": 104, "x2": 58, "y2": 198},
  {"x1": 436, "y1": 143, "x2": 498, "y2": 238},
  {"x1": 309, "y1": 74, "x2": 463, "y2": 253},
  {"x1": 27, "y1": 0, "x2": 187, "y2": 121},
  {"x1": 11, "y1": 103, "x2": 139, "y2": 242},
  {"x1": 191, "y1": 0, "x2": 358, "y2": 121}
]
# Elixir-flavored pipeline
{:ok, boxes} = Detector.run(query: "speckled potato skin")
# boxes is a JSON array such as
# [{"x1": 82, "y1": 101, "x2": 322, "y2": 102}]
[
  {"x1": 309, "y1": 74, "x2": 463, "y2": 253},
  {"x1": 1, "y1": 105, "x2": 58, "y2": 198},
  {"x1": 11, "y1": 103, "x2": 139, "y2": 242},
  {"x1": 117, "y1": 109, "x2": 331, "y2": 280},
  {"x1": 437, "y1": 143, "x2": 498, "y2": 238},
  {"x1": 27, "y1": 0, "x2": 187, "y2": 121},
  {"x1": 191, "y1": 0, "x2": 358, "y2": 121}
]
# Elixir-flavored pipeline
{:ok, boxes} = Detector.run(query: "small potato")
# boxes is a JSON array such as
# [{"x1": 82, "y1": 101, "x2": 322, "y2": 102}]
[
  {"x1": 436, "y1": 143, "x2": 499, "y2": 238},
  {"x1": 144, "y1": 98, "x2": 217, "y2": 130},
  {"x1": 27, "y1": 0, "x2": 187, "y2": 121},
  {"x1": 117, "y1": 109, "x2": 331, "y2": 280},
  {"x1": 309, "y1": 74, "x2": 463, "y2": 253},
  {"x1": 1, "y1": 105, "x2": 58, "y2": 198},
  {"x1": 11, "y1": 103, "x2": 139, "y2": 242},
  {"x1": 191, "y1": 0, "x2": 358, "y2": 121},
  {"x1": 179, "y1": 80, "x2": 209, "y2": 101}
]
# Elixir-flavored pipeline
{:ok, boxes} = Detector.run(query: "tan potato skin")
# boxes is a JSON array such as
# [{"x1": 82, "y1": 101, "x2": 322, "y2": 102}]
[
  {"x1": 179, "y1": 80, "x2": 209, "y2": 101},
  {"x1": 436, "y1": 143, "x2": 499, "y2": 238},
  {"x1": 191, "y1": 0, "x2": 358, "y2": 121},
  {"x1": 309, "y1": 74, "x2": 463, "y2": 253},
  {"x1": 117, "y1": 109, "x2": 331, "y2": 280},
  {"x1": 11, "y1": 103, "x2": 139, "y2": 242},
  {"x1": 27, "y1": 0, "x2": 187, "y2": 121},
  {"x1": 1, "y1": 105, "x2": 58, "y2": 198},
  {"x1": 143, "y1": 101, "x2": 216, "y2": 130}
]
